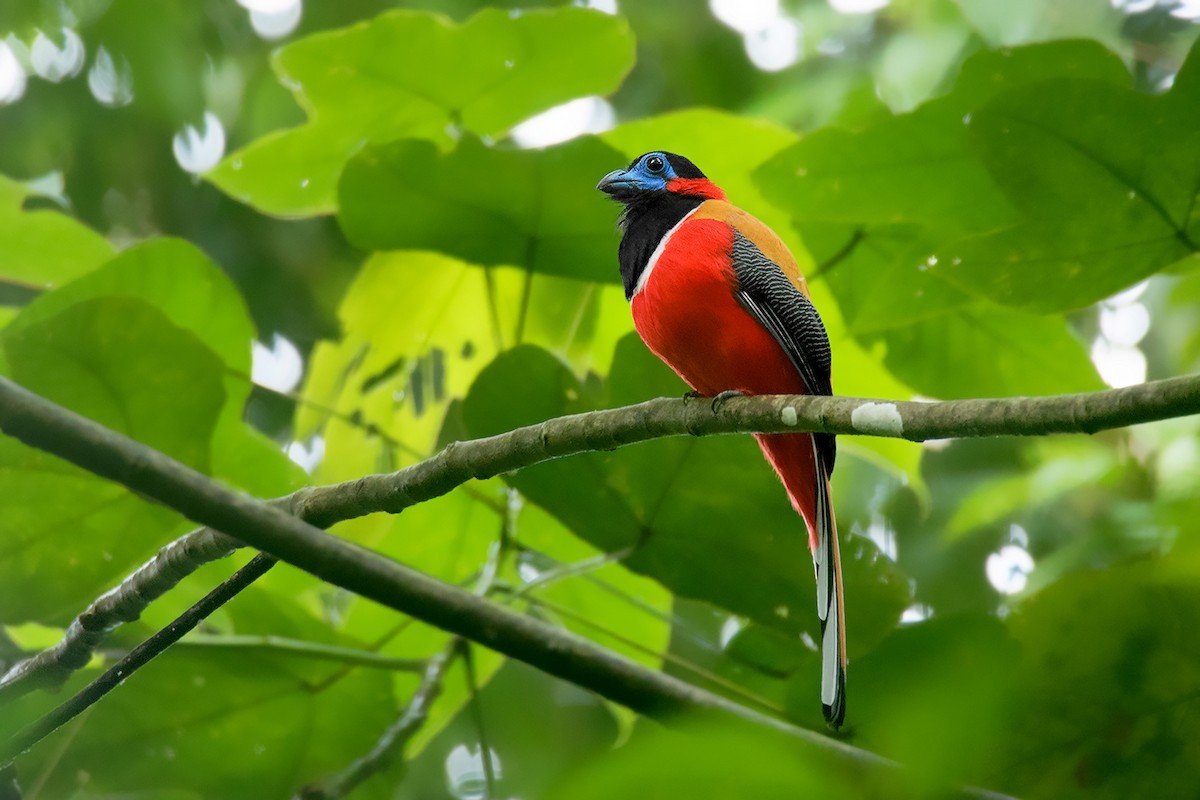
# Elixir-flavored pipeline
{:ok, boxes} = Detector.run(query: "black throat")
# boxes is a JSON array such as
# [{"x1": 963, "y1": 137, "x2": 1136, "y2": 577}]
[{"x1": 616, "y1": 192, "x2": 705, "y2": 300}]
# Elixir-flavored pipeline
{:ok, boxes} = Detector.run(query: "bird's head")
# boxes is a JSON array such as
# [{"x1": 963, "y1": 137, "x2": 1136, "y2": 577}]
[{"x1": 596, "y1": 151, "x2": 727, "y2": 206}]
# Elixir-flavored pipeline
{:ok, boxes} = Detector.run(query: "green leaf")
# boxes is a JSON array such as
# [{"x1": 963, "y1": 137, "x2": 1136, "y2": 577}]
[
  {"x1": 461, "y1": 340, "x2": 911, "y2": 651},
  {"x1": 844, "y1": 614, "x2": 1019, "y2": 786},
  {"x1": 942, "y1": 59, "x2": 1200, "y2": 311},
  {"x1": 6, "y1": 238, "x2": 252, "y2": 366},
  {"x1": 874, "y1": 301, "x2": 1103, "y2": 399},
  {"x1": 996, "y1": 558, "x2": 1200, "y2": 797},
  {"x1": 296, "y1": 247, "x2": 613, "y2": 501},
  {"x1": 12, "y1": 648, "x2": 394, "y2": 799},
  {"x1": 0, "y1": 298, "x2": 225, "y2": 622},
  {"x1": 7, "y1": 238, "x2": 303, "y2": 496},
  {"x1": 0, "y1": 174, "x2": 113, "y2": 290},
  {"x1": 545, "y1": 717, "x2": 888, "y2": 799},
  {"x1": 339, "y1": 135, "x2": 625, "y2": 283},
  {"x1": 208, "y1": 7, "x2": 634, "y2": 217},
  {"x1": 755, "y1": 40, "x2": 1129, "y2": 238},
  {"x1": 801, "y1": 224, "x2": 1101, "y2": 400}
]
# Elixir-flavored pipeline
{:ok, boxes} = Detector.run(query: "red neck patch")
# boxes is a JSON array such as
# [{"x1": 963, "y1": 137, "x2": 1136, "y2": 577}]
[{"x1": 667, "y1": 177, "x2": 727, "y2": 201}]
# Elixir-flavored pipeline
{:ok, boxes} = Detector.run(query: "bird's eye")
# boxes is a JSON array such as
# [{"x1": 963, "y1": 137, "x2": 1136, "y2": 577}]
[{"x1": 646, "y1": 155, "x2": 665, "y2": 172}]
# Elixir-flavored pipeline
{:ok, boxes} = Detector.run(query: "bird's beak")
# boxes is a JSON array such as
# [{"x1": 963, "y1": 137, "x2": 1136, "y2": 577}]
[{"x1": 597, "y1": 168, "x2": 634, "y2": 197}]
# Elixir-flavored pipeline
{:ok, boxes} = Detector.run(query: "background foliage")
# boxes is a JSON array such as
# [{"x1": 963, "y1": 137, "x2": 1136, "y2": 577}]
[{"x1": 1, "y1": 0, "x2": 1199, "y2": 797}]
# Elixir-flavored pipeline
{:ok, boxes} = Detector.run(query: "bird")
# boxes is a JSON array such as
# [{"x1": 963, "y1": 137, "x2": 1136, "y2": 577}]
[{"x1": 598, "y1": 151, "x2": 845, "y2": 727}]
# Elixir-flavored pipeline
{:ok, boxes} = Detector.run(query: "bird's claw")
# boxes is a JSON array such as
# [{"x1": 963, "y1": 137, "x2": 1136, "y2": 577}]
[
  {"x1": 710, "y1": 389, "x2": 746, "y2": 414},
  {"x1": 682, "y1": 390, "x2": 704, "y2": 400}
]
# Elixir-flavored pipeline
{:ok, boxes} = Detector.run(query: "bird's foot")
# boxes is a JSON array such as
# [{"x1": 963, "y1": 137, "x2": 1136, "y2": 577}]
[
  {"x1": 682, "y1": 390, "x2": 704, "y2": 400},
  {"x1": 711, "y1": 389, "x2": 747, "y2": 414}
]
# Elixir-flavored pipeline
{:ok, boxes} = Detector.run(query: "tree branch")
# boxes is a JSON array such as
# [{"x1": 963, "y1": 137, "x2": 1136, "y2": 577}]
[
  {"x1": 4, "y1": 373, "x2": 1199, "y2": 703},
  {"x1": 0, "y1": 377, "x2": 897, "y2": 777},
  {"x1": 289, "y1": 373, "x2": 1200, "y2": 526},
  {"x1": 0, "y1": 527, "x2": 244, "y2": 703}
]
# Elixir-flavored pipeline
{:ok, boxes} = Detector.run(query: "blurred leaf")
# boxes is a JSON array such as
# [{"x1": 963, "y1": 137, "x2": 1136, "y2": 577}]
[
  {"x1": 330, "y1": 485, "x2": 508, "y2": 762},
  {"x1": 339, "y1": 135, "x2": 624, "y2": 282},
  {"x1": 209, "y1": 7, "x2": 634, "y2": 216},
  {"x1": 0, "y1": 173, "x2": 113, "y2": 290},
  {"x1": 948, "y1": 439, "x2": 1119, "y2": 537},
  {"x1": 996, "y1": 557, "x2": 1200, "y2": 797},
  {"x1": 954, "y1": 0, "x2": 1125, "y2": 49},
  {"x1": 545, "y1": 717, "x2": 891, "y2": 799},
  {"x1": 391, "y1": 658, "x2": 619, "y2": 800},
  {"x1": 90, "y1": 0, "x2": 209, "y2": 123},
  {"x1": 873, "y1": 22, "x2": 971, "y2": 113},
  {"x1": 0, "y1": 298, "x2": 223, "y2": 622},
  {"x1": 13, "y1": 648, "x2": 394, "y2": 799},
  {"x1": 842, "y1": 614, "x2": 1019, "y2": 787},
  {"x1": 461, "y1": 340, "x2": 911, "y2": 651}
]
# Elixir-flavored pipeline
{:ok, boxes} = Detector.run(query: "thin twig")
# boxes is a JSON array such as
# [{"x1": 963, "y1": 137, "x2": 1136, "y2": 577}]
[
  {"x1": 463, "y1": 644, "x2": 497, "y2": 799},
  {"x1": 304, "y1": 503, "x2": 514, "y2": 797},
  {"x1": 297, "y1": 641, "x2": 460, "y2": 800}
]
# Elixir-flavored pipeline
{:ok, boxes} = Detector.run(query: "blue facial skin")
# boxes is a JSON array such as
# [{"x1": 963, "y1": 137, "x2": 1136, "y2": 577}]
[{"x1": 596, "y1": 152, "x2": 678, "y2": 198}]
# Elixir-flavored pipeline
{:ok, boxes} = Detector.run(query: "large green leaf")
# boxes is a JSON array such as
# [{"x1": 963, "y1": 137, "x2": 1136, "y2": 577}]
[
  {"x1": 874, "y1": 300, "x2": 1102, "y2": 399},
  {"x1": 756, "y1": 40, "x2": 1129, "y2": 239},
  {"x1": 339, "y1": 135, "x2": 625, "y2": 283},
  {"x1": 0, "y1": 174, "x2": 113, "y2": 290},
  {"x1": 0, "y1": 298, "x2": 224, "y2": 622},
  {"x1": 6, "y1": 238, "x2": 303, "y2": 497},
  {"x1": 942, "y1": 49, "x2": 1200, "y2": 311},
  {"x1": 461, "y1": 340, "x2": 911, "y2": 651},
  {"x1": 994, "y1": 558, "x2": 1200, "y2": 797},
  {"x1": 208, "y1": 7, "x2": 634, "y2": 217},
  {"x1": 753, "y1": 41, "x2": 1132, "y2": 344}
]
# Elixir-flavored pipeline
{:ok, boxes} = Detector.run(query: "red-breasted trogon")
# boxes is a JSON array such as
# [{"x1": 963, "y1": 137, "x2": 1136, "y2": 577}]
[{"x1": 598, "y1": 151, "x2": 846, "y2": 727}]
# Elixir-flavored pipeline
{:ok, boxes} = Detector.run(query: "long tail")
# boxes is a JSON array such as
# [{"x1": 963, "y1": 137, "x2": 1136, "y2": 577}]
[
  {"x1": 811, "y1": 440, "x2": 846, "y2": 727},
  {"x1": 755, "y1": 433, "x2": 847, "y2": 727}
]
